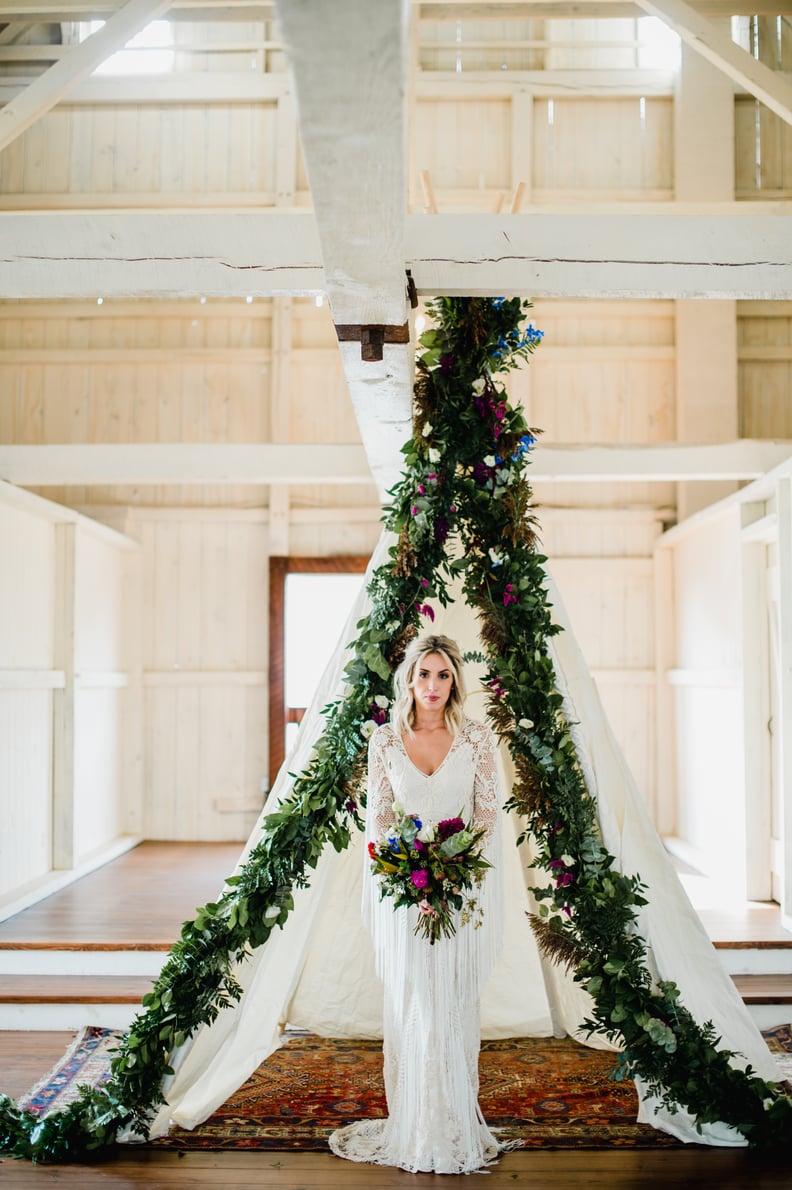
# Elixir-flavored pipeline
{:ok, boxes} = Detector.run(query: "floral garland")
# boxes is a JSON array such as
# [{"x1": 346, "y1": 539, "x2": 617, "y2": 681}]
[{"x1": 1, "y1": 297, "x2": 790, "y2": 1163}]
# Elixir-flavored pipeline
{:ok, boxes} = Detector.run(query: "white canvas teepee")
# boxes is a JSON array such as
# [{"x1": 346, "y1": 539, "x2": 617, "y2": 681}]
[{"x1": 147, "y1": 531, "x2": 780, "y2": 1148}]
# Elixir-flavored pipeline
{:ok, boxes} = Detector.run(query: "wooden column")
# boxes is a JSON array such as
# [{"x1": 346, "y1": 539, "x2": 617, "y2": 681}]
[
  {"x1": 740, "y1": 502, "x2": 774, "y2": 902},
  {"x1": 777, "y1": 477, "x2": 792, "y2": 929},
  {"x1": 653, "y1": 542, "x2": 677, "y2": 836},
  {"x1": 674, "y1": 39, "x2": 738, "y2": 522},
  {"x1": 52, "y1": 523, "x2": 76, "y2": 871}
]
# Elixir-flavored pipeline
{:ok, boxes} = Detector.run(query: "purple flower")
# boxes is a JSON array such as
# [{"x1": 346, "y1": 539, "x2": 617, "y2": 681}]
[
  {"x1": 416, "y1": 602, "x2": 435, "y2": 622},
  {"x1": 411, "y1": 869, "x2": 429, "y2": 889},
  {"x1": 503, "y1": 583, "x2": 518, "y2": 608},
  {"x1": 413, "y1": 838, "x2": 426, "y2": 854},
  {"x1": 439, "y1": 354, "x2": 455, "y2": 374},
  {"x1": 417, "y1": 484, "x2": 425, "y2": 495},
  {"x1": 437, "y1": 816, "x2": 465, "y2": 842},
  {"x1": 434, "y1": 517, "x2": 450, "y2": 544},
  {"x1": 411, "y1": 505, "x2": 418, "y2": 516},
  {"x1": 420, "y1": 577, "x2": 429, "y2": 589}
]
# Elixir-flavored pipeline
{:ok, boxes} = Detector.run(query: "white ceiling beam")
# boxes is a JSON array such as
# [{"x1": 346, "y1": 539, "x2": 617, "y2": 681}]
[
  {"x1": 406, "y1": 211, "x2": 792, "y2": 299},
  {"x1": 0, "y1": 444, "x2": 375, "y2": 486},
  {"x1": 3, "y1": 211, "x2": 791, "y2": 300},
  {"x1": 0, "y1": 0, "x2": 174, "y2": 152},
  {"x1": 2, "y1": 441, "x2": 789, "y2": 487},
  {"x1": 637, "y1": 0, "x2": 792, "y2": 128}
]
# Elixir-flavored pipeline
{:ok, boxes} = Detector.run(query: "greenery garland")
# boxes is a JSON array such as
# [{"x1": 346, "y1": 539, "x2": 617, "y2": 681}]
[{"x1": 2, "y1": 297, "x2": 790, "y2": 1163}]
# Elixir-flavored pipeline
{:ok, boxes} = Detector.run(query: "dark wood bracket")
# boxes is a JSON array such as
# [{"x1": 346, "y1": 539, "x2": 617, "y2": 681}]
[
  {"x1": 406, "y1": 269, "x2": 418, "y2": 309},
  {"x1": 335, "y1": 321, "x2": 410, "y2": 362}
]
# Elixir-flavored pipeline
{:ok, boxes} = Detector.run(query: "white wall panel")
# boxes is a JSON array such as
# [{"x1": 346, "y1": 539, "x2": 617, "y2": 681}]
[
  {"x1": 138, "y1": 514, "x2": 268, "y2": 840},
  {"x1": 0, "y1": 690, "x2": 51, "y2": 896},
  {"x1": 668, "y1": 506, "x2": 745, "y2": 879}
]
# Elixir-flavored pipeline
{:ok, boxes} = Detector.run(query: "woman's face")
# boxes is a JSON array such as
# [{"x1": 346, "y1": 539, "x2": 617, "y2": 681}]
[{"x1": 411, "y1": 652, "x2": 454, "y2": 715}]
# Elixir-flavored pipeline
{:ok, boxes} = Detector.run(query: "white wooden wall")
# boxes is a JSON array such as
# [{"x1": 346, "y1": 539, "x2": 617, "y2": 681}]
[
  {"x1": 0, "y1": 485, "x2": 138, "y2": 902},
  {"x1": 0, "y1": 498, "x2": 55, "y2": 897},
  {"x1": 664, "y1": 505, "x2": 746, "y2": 883},
  {"x1": 0, "y1": 21, "x2": 790, "y2": 871}
]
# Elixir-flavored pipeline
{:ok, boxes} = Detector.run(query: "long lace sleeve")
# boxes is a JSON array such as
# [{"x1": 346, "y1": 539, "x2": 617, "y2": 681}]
[
  {"x1": 467, "y1": 720, "x2": 504, "y2": 985},
  {"x1": 470, "y1": 721, "x2": 501, "y2": 845},
  {"x1": 367, "y1": 726, "x2": 397, "y2": 842}
]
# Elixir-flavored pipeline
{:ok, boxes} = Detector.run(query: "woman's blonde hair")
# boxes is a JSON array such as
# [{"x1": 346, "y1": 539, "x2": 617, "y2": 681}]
[{"x1": 390, "y1": 633, "x2": 466, "y2": 738}]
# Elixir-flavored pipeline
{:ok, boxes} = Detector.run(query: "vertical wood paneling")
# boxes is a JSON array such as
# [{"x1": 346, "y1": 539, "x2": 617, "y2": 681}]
[
  {"x1": 669, "y1": 506, "x2": 746, "y2": 880},
  {"x1": 139, "y1": 515, "x2": 268, "y2": 840},
  {"x1": 533, "y1": 97, "x2": 672, "y2": 194},
  {"x1": 0, "y1": 691, "x2": 52, "y2": 897},
  {"x1": 0, "y1": 502, "x2": 55, "y2": 894},
  {"x1": 414, "y1": 99, "x2": 511, "y2": 191}
]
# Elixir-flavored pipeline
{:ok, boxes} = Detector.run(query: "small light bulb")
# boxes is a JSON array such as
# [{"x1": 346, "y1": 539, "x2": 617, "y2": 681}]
[
  {"x1": 315, "y1": 294, "x2": 324, "y2": 308},
  {"x1": 96, "y1": 297, "x2": 104, "y2": 305},
  {"x1": 199, "y1": 296, "x2": 207, "y2": 305},
  {"x1": 246, "y1": 295, "x2": 253, "y2": 304}
]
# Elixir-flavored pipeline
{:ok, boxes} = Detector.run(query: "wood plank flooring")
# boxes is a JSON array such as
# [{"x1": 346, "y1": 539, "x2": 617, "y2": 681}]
[
  {"x1": 1, "y1": 847, "x2": 791, "y2": 1186},
  {"x1": 0, "y1": 843, "x2": 242, "y2": 949}
]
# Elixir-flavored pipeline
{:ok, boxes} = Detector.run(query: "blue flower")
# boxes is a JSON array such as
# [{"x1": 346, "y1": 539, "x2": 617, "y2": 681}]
[
  {"x1": 387, "y1": 836, "x2": 400, "y2": 851},
  {"x1": 492, "y1": 296, "x2": 506, "y2": 308},
  {"x1": 522, "y1": 326, "x2": 544, "y2": 345},
  {"x1": 412, "y1": 817, "x2": 423, "y2": 830}
]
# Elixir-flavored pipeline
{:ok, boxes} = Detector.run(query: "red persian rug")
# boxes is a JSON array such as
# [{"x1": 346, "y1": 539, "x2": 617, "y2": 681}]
[{"x1": 19, "y1": 1025, "x2": 792, "y2": 1151}]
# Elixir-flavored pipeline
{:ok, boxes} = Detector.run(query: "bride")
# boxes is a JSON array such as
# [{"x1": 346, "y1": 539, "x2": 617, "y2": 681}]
[{"x1": 329, "y1": 633, "x2": 507, "y2": 1174}]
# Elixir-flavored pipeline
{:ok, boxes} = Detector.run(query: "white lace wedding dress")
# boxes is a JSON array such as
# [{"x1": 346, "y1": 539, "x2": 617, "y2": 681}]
[{"x1": 328, "y1": 717, "x2": 505, "y2": 1175}]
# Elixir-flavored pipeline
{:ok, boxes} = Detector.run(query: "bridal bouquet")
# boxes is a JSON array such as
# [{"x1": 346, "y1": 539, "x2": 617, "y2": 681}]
[{"x1": 368, "y1": 806, "x2": 491, "y2": 944}]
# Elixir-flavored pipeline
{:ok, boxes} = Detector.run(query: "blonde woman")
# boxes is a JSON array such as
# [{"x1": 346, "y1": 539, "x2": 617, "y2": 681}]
[{"x1": 329, "y1": 634, "x2": 505, "y2": 1174}]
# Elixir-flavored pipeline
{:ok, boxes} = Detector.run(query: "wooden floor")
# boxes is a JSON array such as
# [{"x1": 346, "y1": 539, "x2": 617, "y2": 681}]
[
  {"x1": 1, "y1": 845, "x2": 791, "y2": 1187},
  {"x1": 0, "y1": 843, "x2": 243, "y2": 950}
]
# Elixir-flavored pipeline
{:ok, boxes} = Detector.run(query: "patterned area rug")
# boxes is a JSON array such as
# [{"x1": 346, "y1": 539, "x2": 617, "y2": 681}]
[{"x1": 19, "y1": 1024, "x2": 792, "y2": 1151}]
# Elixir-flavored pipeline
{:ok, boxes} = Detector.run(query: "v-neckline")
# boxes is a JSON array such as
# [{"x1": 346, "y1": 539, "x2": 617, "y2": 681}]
[{"x1": 397, "y1": 725, "x2": 461, "y2": 779}]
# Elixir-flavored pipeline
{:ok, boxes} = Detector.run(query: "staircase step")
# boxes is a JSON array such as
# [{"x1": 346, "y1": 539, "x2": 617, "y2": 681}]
[
  {"x1": 0, "y1": 975, "x2": 154, "y2": 1005},
  {"x1": 731, "y1": 974, "x2": 792, "y2": 1005}
]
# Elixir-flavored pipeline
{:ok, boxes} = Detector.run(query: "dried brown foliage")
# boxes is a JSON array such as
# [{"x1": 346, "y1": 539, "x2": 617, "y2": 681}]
[{"x1": 529, "y1": 913, "x2": 584, "y2": 971}]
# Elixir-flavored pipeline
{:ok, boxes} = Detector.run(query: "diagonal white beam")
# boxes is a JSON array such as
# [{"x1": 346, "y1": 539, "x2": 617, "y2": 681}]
[
  {"x1": 0, "y1": 0, "x2": 173, "y2": 152},
  {"x1": 637, "y1": 0, "x2": 792, "y2": 128}
]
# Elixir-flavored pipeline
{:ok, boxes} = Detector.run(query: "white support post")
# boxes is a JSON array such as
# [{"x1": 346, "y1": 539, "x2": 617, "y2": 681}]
[
  {"x1": 52, "y1": 523, "x2": 76, "y2": 871},
  {"x1": 674, "y1": 40, "x2": 738, "y2": 521},
  {"x1": 776, "y1": 477, "x2": 792, "y2": 928},
  {"x1": 122, "y1": 537, "x2": 144, "y2": 837},
  {"x1": 510, "y1": 89, "x2": 533, "y2": 206},
  {"x1": 269, "y1": 298, "x2": 293, "y2": 556},
  {"x1": 740, "y1": 502, "x2": 773, "y2": 902},
  {"x1": 653, "y1": 543, "x2": 677, "y2": 836}
]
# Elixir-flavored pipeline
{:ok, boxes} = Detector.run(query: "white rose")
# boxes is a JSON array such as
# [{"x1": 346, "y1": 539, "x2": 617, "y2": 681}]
[
  {"x1": 561, "y1": 854, "x2": 575, "y2": 867},
  {"x1": 417, "y1": 824, "x2": 436, "y2": 843},
  {"x1": 484, "y1": 455, "x2": 496, "y2": 467},
  {"x1": 361, "y1": 719, "x2": 378, "y2": 739},
  {"x1": 374, "y1": 695, "x2": 390, "y2": 709},
  {"x1": 422, "y1": 422, "x2": 433, "y2": 437},
  {"x1": 519, "y1": 717, "x2": 534, "y2": 730},
  {"x1": 264, "y1": 906, "x2": 281, "y2": 922},
  {"x1": 428, "y1": 447, "x2": 441, "y2": 463},
  {"x1": 488, "y1": 548, "x2": 502, "y2": 565},
  {"x1": 472, "y1": 378, "x2": 486, "y2": 396}
]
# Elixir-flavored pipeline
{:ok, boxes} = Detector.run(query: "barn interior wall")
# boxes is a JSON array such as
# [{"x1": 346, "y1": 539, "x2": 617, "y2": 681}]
[{"x1": 0, "y1": 14, "x2": 789, "y2": 885}]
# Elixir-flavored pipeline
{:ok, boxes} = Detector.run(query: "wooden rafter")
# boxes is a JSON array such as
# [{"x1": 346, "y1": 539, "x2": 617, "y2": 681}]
[
  {"x1": 637, "y1": 0, "x2": 792, "y2": 128},
  {"x1": 0, "y1": 0, "x2": 174, "y2": 152}
]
